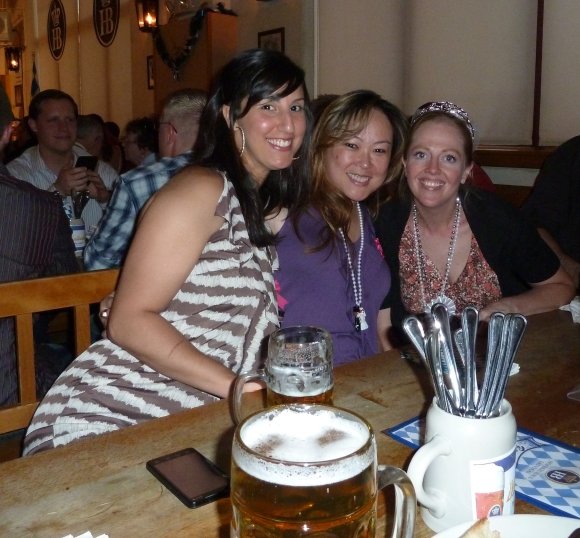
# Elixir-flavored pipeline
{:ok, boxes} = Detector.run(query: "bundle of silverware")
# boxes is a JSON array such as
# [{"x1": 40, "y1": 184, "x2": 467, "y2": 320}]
[{"x1": 403, "y1": 304, "x2": 527, "y2": 419}]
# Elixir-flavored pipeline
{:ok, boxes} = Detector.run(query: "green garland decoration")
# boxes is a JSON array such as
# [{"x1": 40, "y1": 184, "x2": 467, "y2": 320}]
[{"x1": 153, "y1": 8, "x2": 207, "y2": 81}]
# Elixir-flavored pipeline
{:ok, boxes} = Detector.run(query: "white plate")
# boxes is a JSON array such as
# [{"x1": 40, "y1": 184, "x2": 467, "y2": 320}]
[{"x1": 434, "y1": 514, "x2": 579, "y2": 538}]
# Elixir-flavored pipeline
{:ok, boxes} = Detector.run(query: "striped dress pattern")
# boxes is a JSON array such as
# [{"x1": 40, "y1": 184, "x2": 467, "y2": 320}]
[{"x1": 23, "y1": 173, "x2": 278, "y2": 455}]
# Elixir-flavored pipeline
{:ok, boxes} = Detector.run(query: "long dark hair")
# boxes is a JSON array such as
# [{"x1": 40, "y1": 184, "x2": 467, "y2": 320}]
[{"x1": 194, "y1": 49, "x2": 312, "y2": 247}]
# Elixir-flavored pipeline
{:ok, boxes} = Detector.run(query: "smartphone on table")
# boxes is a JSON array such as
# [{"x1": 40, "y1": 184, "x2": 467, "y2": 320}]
[
  {"x1": 146, "y1": 447, "x2": 229, "y2": 508},
  {"x1": 75, "y1": 155, "x2": 98, "y2": 171}
]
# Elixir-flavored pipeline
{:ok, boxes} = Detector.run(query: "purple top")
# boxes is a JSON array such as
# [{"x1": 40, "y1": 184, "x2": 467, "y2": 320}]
[{"x1": 275, "y1": 207, "x2": 391, "y2": 366}]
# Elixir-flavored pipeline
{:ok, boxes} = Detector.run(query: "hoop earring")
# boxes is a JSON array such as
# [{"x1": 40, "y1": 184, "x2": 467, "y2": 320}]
[{"x1": 235, "y1": 125, "x2": 245, "y2": 157}]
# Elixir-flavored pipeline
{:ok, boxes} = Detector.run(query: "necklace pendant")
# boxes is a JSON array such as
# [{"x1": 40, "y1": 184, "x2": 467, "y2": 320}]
[
  {"x1": 425, "y1": 295, "x2": 456, "y2": 317},
  {"x1": 353, "y1": 306, "x2": 369, "y2": 332}
]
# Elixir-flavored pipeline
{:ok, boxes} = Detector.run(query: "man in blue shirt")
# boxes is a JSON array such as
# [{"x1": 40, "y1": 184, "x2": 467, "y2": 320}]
[{"x1": 84, "y1": 89, "x2": 207, "y2": 270}]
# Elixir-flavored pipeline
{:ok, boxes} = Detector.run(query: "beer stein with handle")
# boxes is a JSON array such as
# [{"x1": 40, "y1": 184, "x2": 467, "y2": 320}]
[
  {"x1": 232, "y1": 326, "x2": 334, "y2": 423},
  {"x1": 231, "y1": 404, "x2": 416, "y2": 537}
]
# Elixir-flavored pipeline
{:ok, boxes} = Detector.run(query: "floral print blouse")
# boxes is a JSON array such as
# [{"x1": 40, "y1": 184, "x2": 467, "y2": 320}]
[{"x1": 399, "y1": 218, "x2": 502, "y2": 315}]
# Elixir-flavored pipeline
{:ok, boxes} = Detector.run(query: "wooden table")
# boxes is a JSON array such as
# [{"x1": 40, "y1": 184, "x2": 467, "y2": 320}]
[{"x1": 0, "y1": 310, "x2": 578, "y2": 537}]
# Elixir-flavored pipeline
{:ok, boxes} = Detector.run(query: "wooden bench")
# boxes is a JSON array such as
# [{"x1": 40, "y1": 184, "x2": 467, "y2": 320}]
[
  {"x1": 0, "y1": 269, "x2": 119, "y2": 435},
  {"x1": 474, "y1": 144, "x2": 557, "y2": 207}
]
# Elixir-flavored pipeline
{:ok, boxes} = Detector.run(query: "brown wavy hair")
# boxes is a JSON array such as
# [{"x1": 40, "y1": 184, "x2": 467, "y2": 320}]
[{"x1": 303, "y1": 89, "x2": 408, "y2": 251}]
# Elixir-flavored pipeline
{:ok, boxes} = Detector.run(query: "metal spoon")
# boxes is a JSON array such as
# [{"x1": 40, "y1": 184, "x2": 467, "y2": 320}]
[
  {"x1": 461, "y1": 306, "x2": 479, "y2": 415},
  {"x1": 477, "y1": 312, "x2": 505, "y2": 416},
  {"x1": 426, "y1": 328, "x2": 451, "y2": 413},
  {"x1": 487, "y1": 314, "x2": 528, "y2": 416},
  {"x1": 431, "y1": 303, "x2": 462, "y2": 410},
  {"x1": 482, "y1": 314, "x2": 512, "y2": 417},
  {"x1": 402, "y1": 315, "x2": 428, "y2": 365}
]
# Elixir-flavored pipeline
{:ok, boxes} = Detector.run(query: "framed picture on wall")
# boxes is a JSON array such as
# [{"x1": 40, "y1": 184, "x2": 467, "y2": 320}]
[
  {"x1": 258, "y1": 27, "x2": 285, "y2": 53},
  {"x1": 147, "y1": 55, "x2": 154, "y2": 90}
]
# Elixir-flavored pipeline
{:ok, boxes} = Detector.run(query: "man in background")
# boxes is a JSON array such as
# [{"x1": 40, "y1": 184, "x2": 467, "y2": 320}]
[
  {"x1": 7, "y1": 90, "x2": 118, "y2": 235},
  {"x1": 121, "y1": 116, "x2": 158, "y2": 169},
  {"x1": 84, "y1": 88, "x2": 207, "y2": 270},
  {"x1": 0, "y1": 86, "x2": 78, "y2": 405},
  {"x1": 75, "y1": 113, "x2": 105, "y2": 158}
]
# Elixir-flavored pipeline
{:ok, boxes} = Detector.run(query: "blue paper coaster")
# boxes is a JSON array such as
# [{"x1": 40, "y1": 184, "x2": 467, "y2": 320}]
[{"x1": 385, "y1": 418, "x2": 580, "y2": 519}]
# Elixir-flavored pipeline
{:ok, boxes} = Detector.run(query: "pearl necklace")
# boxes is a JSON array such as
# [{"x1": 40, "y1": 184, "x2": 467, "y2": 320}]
[
  {"x1": 339, "y1": 202, "x2": 368, "y2": 332},
  {"x1": 412, "y1": 197, "x2": 461, "y2": 316}
]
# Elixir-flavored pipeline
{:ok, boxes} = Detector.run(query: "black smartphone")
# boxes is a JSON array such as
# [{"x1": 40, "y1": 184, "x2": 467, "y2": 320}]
[
  {"x1": 75, "y1": 155, "x2": 98, "y2": 170},
  {"x1": 146, "y1": 447, "x2": 229, "y2": 508}
]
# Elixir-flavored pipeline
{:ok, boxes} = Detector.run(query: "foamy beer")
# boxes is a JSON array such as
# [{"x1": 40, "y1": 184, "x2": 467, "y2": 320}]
[
  {"x1": 231, "y1": 404, "x2": 416, "y2": 537},
  {"x1": 232, "y1": 326, "x2": 333, "y2": 423}
]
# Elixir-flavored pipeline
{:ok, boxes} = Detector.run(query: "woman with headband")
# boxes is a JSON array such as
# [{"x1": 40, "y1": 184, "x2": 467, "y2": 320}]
[{"x1": 375, "y1": 101, "x2": 574, "y2": 347}]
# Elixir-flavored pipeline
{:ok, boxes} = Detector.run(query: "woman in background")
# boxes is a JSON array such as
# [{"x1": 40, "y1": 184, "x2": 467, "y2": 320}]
[
  {"x1": 271, "y1": 90, "x2": 407, "y2": 364},
  {"x1": 375, "y1": 101, "x2": 574, "y2": 347},
  {"x1": 23, "y1": 49, "x2": 311, "y2": 455}
]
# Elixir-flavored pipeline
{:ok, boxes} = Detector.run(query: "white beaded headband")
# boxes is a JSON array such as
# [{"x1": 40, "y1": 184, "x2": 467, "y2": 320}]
[{"x1": 411, "y1": 101, "x2": 476, "y2": 141}]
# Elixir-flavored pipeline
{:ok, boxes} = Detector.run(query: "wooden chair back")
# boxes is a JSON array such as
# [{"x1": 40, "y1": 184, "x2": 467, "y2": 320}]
[{"x1": 0, "y1": 269, "x2": 119, "y2": 435}]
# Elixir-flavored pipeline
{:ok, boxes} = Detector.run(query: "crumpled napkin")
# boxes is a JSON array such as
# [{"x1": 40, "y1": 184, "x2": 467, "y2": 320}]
[{"x1": 560, "y1": 295, "x2": 580, "y2": 323}]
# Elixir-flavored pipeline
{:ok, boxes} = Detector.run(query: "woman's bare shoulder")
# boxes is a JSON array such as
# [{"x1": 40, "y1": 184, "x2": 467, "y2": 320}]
[
  {"x1": 165, "y1": 165, "x2": 224, "y2": 196},
  {"x1": 150, "y1": 166, "x2": 223, "y2": 206},
  {"x1": 142, "y1": 166, "x2": 225, "y2": 220}
]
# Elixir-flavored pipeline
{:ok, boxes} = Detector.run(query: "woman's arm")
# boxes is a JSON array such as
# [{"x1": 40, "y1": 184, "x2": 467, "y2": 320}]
[
  {"x1": 377, "y1": 308, "x2": 394, "y2": 351},
  {"x1": 107, "y1": 167, "x2": 243, "y2": 399},
  {"x1": 537, "y1": 228, "x2": 580, "y2": 291},
  {"x1": 480, "y1": 266, "x2": 575, "y2": 321}
]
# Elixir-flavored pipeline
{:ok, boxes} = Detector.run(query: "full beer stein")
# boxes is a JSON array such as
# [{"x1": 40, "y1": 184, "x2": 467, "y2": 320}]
[
  {"x1": 232, "y1": 326, "x2": 333, "y2": 423},
  {"x1": 231, "y1": 404, "x2": 416, "y2": 537}
]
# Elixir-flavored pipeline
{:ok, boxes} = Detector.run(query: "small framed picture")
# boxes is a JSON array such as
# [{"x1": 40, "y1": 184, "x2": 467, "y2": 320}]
[
  {"x1": 147, "y1": 55, "x2": 154, "y2": 90},
  {"x1": 258, "y1": 27, "x2": 285, "y2": 53},
  {"x1": 14, "y1": 84, "x2": 23, "y2": 106}
]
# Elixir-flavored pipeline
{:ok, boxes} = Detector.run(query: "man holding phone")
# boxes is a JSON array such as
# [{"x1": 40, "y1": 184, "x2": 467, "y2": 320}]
[
  {"x1": 0, "y1": 86, "x2": 78, "y2": 405},
  {"x1": 7, "y1": 90, "x2": 118, "y2": 234}
]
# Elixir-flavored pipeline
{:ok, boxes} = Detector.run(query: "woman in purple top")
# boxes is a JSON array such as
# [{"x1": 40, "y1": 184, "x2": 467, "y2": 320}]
[{"x1": 270, "y1": 90, "x2": 408, "y2": 365}]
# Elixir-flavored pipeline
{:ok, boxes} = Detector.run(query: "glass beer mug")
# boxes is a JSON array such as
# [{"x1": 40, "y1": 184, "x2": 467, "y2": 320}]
[
  {"x1": 232, "y1": 326, "x2": 334, "y2": 423},
  {"x1": 231, "y1": 404, "x2": 416, "y2": 538}
]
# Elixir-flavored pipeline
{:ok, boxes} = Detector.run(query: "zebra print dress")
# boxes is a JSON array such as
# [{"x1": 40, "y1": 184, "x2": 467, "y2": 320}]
[{"x1": 23, "y1": 173, "x2": 278, "y2": 456}]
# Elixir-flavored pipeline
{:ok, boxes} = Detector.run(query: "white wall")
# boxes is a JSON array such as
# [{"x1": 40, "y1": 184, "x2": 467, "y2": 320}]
[
  {"x1": 540, "y1": 2, "x2": 580, "y2": 144},
  {"x1": 316, "y1": 0, "x2": 404, "y2": 104},
  {"x1": 402, "y1": 0, "x2": 537, "y2": 145},
  {"x1": 22, "y1": 0, "x2": 580, "y2": 163}
]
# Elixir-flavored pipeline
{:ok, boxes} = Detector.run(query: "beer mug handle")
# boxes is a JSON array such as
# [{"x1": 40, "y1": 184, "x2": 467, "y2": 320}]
[
  {"x1": 377, "y1": 465, "x2": 416, "y2": 538},
  {"x1": 406, "y1": 434, "x2": 451, "y2": 518},
  {"x1": 231, "y1": 371, "x2": 265, "y2": 424}
]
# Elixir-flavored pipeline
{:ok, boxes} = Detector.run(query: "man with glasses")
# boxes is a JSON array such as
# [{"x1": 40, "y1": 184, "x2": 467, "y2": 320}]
[
  {"x1": 84, "y1": 89, "x2": 207, "y2": 270},
  {"x1": 121, "y1": 116, "x2": 157, "y2": 169}
]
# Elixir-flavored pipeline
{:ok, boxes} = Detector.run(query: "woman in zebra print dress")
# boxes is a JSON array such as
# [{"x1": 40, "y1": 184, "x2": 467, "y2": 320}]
[{"x1": 23, "y1": 49, "x2": 312, "y2": 455}]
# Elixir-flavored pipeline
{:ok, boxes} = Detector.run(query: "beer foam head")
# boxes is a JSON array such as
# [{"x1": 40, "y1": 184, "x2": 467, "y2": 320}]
[{"x1": 234, "y1": 406, "x2": 374, "y2": 486}]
